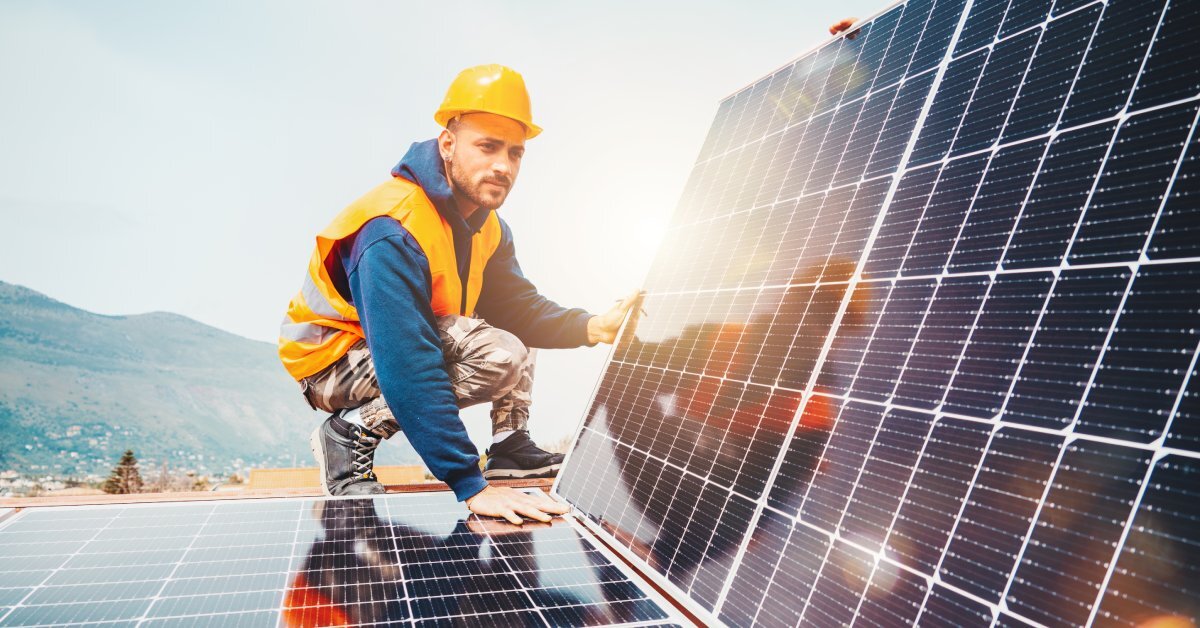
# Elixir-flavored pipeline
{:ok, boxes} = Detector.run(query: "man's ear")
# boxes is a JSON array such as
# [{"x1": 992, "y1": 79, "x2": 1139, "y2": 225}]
[{"x1": 438, "y1": 128, "x2": 455, "y2": 162}]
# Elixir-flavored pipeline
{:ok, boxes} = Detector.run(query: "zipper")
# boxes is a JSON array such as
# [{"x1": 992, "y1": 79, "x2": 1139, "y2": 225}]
[{"x1": 459, "y1": 234, "x2": 471, "y2": 315}]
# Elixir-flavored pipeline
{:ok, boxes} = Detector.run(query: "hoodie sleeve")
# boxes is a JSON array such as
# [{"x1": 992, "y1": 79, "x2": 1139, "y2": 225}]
[
  {"x1": 344, "y1": 218, "x2": 488, "y2": 502},
  {"x1": 475, "y1": 218, "x2": 596, "y2": 349}
]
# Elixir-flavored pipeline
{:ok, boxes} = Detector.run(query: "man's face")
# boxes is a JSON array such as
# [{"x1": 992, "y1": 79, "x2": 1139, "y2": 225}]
[{"x1": 439, "y1": 112, "x2": 526, "y2": 211}]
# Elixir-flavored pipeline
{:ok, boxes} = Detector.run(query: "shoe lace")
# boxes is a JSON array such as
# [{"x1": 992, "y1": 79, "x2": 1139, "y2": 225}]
[{"x1": 350, "y1": 426, "x2": 381, "y2": 480}]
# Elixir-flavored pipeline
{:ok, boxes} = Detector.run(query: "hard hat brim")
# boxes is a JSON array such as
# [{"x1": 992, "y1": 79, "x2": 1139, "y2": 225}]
[{"x1": 434, "y1": 109, "x2": 542, "y2": 139}]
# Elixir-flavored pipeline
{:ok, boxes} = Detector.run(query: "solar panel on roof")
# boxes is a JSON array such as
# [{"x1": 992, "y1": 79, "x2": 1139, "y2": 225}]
[
  {"x1": 554, "y1": 0, "x2": 1200, "y2": 625},
  {"x1": 0, "y1": 492, "x2": 684, "y2": 626}
]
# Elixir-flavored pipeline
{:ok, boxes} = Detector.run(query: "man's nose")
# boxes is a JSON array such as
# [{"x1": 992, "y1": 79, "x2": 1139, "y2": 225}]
[{"x1": 492, "y1": 159, "x2": 513, "y2": 178}]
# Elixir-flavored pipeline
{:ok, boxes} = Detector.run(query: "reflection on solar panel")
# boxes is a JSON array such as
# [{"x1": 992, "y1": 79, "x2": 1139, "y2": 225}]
[
  {"x1": 0, "y1": 492, "x2": 683, "y2": 626},
  {"x1": 554, "y1": 0, "x2": 1200, "y2": 625}
]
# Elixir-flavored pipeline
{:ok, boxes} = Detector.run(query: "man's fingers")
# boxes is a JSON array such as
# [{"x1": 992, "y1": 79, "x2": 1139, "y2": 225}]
[
  {"x1": 829, "y1": 17, "x2": 858, "y2": 35},
  {"x1": 501, "y1": 508, "x2": 523, "y2": 525},
  {"x1": 621, "y1": 290, "x2": 642, "y2": 311},
  {"x1": 515, "y1": 504, "x2": 553, "y2": 523},
  {"x1": 524, "y1": 491, "x2": 569, "y2": 512},
  {"x1": 531, "y1": 493, "x2": 570, "y2": 514},
  {"x1": 510, "y1": 492, "x2": 568, "y2": 522}
]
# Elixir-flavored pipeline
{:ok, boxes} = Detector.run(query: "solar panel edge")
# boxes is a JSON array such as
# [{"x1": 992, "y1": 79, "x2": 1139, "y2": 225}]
[
  {"x1": 564, "y1": 500, "x2": 716, "y2": 627},
  {"x1": 551, "y1": 514, "x2": 694, "y2": 627}
]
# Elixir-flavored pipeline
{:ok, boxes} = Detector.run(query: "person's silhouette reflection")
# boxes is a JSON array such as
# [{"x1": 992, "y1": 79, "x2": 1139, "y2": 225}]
[
  {"x1": 282, "y1": 497, "x2": 662, "y2": 627},
  {"x1": 589, "y1": 261, "x2": 868, "y2": 596}
]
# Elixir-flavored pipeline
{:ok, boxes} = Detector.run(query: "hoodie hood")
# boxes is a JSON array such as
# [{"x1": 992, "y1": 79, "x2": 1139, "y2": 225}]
[{"x1": 391, "y1": 139, "x2": 492, "y2": 234}]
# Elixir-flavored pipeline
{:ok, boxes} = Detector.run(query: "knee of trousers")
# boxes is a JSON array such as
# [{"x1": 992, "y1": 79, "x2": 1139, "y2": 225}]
[{"x1": 474, "y1": 328, "x2": 530, "y2": 398}]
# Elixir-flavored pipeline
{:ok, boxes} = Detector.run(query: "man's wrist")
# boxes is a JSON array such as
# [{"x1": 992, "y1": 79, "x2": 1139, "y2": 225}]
[
  {"x1": 452, "y1": 471, "x2": 489, "y2": 502},
  {"x1": 465, "y1": 484, "x2": 489, "y2": 507},
  {"x1": 586, "y1": 315, "x2": 600, "y2": 344}
]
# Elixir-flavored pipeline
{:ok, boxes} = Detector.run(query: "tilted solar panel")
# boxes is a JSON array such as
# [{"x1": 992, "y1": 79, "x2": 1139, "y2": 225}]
[
  {"x1": 554, "y1": 0, "x2": 1200, "y2": 625},
  {"x1": 0, "y1": 492, "x2": 683, "y2": 626}
]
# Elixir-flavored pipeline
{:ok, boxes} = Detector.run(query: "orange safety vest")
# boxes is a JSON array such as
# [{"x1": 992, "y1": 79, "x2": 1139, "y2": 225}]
[{"x1": 278, "y1": 176, "x2": 503, "y2": 380}]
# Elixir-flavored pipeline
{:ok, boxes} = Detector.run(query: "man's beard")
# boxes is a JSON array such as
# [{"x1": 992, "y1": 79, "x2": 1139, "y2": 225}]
[{"x1": 448, "y1": 160, "x2": 510, "y2": 211}]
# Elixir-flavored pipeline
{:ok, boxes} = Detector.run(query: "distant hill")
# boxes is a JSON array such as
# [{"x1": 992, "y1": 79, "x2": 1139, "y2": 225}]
[{"x1": 0, "y1": 280, "x2": 420, "y2": 478}]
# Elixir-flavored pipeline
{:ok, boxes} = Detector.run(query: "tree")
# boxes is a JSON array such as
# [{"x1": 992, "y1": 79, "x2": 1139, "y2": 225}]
[
  {"x1": 102, "y1": 449, "x2": 143, "y2": 494},
  {"x1": 153, "y1": 460, "x2": 170, "y2": 493}
]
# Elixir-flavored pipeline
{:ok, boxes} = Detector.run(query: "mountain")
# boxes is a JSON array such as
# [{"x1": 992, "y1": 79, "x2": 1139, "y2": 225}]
[{"x1": 0, "y1": 280, "x2": 419, "y2": 478}]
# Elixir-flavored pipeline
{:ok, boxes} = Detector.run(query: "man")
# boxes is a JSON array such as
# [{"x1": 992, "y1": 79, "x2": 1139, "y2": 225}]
[
  {"x1": 282, "y1": 17, "x2": 859, "y2": 523},
  {"x1": 279, "y1": 64, "x2": 636, "y2": 523}
]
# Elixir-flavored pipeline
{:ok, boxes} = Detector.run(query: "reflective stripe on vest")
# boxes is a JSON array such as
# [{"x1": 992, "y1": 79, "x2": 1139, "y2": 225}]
[{"x1": 278, "y1": 177, "x2": 503, "y2": 380}]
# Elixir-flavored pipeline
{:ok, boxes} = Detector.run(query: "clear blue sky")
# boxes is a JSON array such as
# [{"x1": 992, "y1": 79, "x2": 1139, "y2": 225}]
[{"x1": 0, "y1": 0, "x2": 882, "y2": 445}]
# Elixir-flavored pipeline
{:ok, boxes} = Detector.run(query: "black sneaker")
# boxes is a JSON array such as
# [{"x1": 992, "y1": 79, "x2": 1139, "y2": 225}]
[
  {"x1": 310, "y1": 413, "x2": 387, "y2": 496},
  {"x1": 483, "y1": 430, "x2": 565, "y2": 479}
]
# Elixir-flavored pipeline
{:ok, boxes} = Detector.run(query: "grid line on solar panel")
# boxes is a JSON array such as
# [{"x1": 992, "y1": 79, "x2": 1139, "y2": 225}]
[
  {"x1": 1094, "y1": 455, "x2": 1200, "y2": 624},
  {"x1": 1003, "y1": 440, "x2": 1154, "y2": 626},
  {"x1": 138, "y1": 505, "x2": 231, "y2": 623},
  {"x1": 0, "y1": 504, "x2": 132, "y2": 625}
]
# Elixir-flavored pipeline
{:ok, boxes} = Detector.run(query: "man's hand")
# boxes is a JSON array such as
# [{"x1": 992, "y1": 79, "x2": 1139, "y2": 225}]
[
  {"x1": 465, "y1": 485, "x2": 569, "y2": 525},
  {"x1": 467, "y1": 514, "x2": 554, "y2": 537},
  {"x1": 588, "y1": 290, "x2": 643, "y2": 345},
  {"x1": 829, "y1": 17, "x2": 860, "y2": 38}
]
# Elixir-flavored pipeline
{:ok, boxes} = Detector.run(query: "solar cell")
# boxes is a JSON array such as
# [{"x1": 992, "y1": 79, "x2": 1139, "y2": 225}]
[
  {"x1": 1000, "y1": 4, "x2": 1101, "y2": 143},
  {"x1": 1147, "y1": 124, "x2": 1200, "y2": 260},
  {"x1": 0, "y1": 493, "x2": 681, "y2": 626},
  {"x1": 1095, "y1": 456, "x2": 1200, "y2": 624},
  {"x1": 997, "y1": 0, "x2": 1052, "y2": 39},
  {"x1": 945, "y1": 139, "x2": 1049, "y2": 272},
  {"x1": 555, "y1": 0, "x2": 1200, "y2": 624},
  {"x1": 1005, "y1": 441, "x2": 1153, "y2": 626},
  {"x1": 1058, "y1": 0, "x2": 1168, "y2": 128},
  {"x1": 953, "y1": 0, "x2": 1006, "y2": 56}
]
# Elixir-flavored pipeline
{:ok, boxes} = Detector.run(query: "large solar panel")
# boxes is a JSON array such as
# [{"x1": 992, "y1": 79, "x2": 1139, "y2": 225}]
[
  {"x1": 0, "y1": 492, "x2": 683, "y2": 626},
  {"x1": 554, "y1": 0, "x2": 1200, "y2": 625}
]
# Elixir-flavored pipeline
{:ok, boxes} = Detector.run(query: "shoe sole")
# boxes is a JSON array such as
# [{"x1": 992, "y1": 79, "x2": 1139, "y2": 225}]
[
  {"x1": 309, "y1": 425, "x2": 333, "y2": 497},
  {"x1": 482, "y1": 463, "x2": 561, "y2": 480}
]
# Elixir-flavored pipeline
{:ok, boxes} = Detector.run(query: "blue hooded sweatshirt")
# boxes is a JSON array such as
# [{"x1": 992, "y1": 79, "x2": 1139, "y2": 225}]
[{"x1": 330, "y1": 139, "x2": 594, "y2": 501}]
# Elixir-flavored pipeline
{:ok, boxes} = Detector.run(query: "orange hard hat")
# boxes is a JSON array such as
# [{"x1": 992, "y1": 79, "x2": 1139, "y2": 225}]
[{"x1": 434, "y1": 64, "x2": 542, "y2": 139}]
